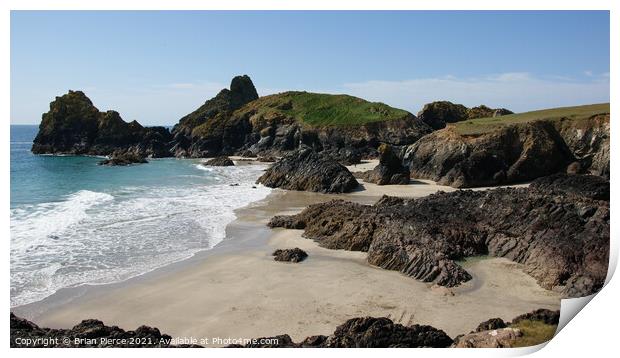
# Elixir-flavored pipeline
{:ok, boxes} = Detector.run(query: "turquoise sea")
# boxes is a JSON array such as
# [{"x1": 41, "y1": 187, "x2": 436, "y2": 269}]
[{"x1": 10, "y1": 125, "x2": 271, "y2": 307}]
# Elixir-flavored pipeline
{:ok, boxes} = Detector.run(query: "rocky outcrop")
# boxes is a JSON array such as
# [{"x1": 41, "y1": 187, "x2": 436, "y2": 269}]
[
  {"x1": 358, "y1": 143, "x2": 410, "y2": 185},
  {"x1": 229, "y1": 317, "x2": 453, "y2": 348},
  {"x1": 10, "y1": 313, "x2": 180, "y2": 348},
  {"x1": 171, "y1": 75, "x2": 259, "y2": 157},
  {"x1": 31, "y1": 91, "x2": 173, "y2": 158},
  {"x1": 203, "y1": 156, "x2": 235, "y2": 166},
  {"x1": 257, "y1": 147, "x2": 359, "y2": 193},
  {"x1": 98, "y1": 152, "x2": 148, "y2": 166},
  {"x1": 474, "y1": 318, "x2": 507, "y2": 332},
  {"x1": 452, "y1": 328, "x2": 523, "y2": 348},
  {"x1": 467, "y1": 105, "x2": 513, "y2": 119},
  {"x1": 510, "y1": 309, "x2": 560, "y2": 326},
  {"x1": 272, "y1": 248, "x2": 308, "y2": 263},
  {"x1": 404, "y1": 113, "x2": 609, "y2": 188},
  {"x1": 417, "y1": 101, "x2": 512, "y2": 130},
  {"x1": 269, "y1": 174, "x2": 609, "y2": 297},
  {"x1": 553, "y1": 114, "x2": 610, "y2": 178},
  {"x1": 173, "y1": 86, "x2": 432, "y2": 159}
]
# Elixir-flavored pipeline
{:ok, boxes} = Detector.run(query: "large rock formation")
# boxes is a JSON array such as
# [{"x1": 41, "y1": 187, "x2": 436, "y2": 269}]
[
  {"x1": 358, "y1": 143, "x2": 410, "y2": 185},
  {"x1": 404, "y1": 115, "x2": 610, "y2": 187},
  {"x1": 172, "y1": 86, "x2": 432, "y2": 160},
  {"x1": 257, "y1": 147, "x2": 359, "y2": 193},
  {"x1": 417, "y1": 101, "x2": 512, "y2": 130},
  {"x1": 269, "y1": 174, "x2": 609, "y2": 297},
  {"x1": 31, "y1": 91, "x2": 172, "y2": 158}
]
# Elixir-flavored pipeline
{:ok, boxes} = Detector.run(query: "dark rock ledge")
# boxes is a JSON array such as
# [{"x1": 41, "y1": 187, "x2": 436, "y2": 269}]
[
  {"x1": 11, "y1": 309, "x2": 559, "y2": 348},
  {"x1": 268, "y1": 174, "x2": 609, "y2": 297}
]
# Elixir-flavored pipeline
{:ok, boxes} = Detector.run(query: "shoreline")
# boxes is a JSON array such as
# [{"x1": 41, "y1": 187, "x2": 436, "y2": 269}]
[{"x1": 12, "y1": 163, "x2": 560, "y2": 343}]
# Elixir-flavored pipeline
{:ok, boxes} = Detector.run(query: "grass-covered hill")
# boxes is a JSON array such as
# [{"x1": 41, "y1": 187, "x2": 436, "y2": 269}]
[
  {"x1": 236, "y1": 91, "x2": 412, "y2": 127},
  {"x1": 454, "y1": 103, "x2": 610, "y2": 135}
]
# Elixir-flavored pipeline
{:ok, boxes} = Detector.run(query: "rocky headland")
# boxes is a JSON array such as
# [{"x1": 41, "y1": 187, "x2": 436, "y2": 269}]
[
  {"x1": 404, "y1": 110, "x2": 609, "y2": 188},
  {"x1": 269, "y1": 173, "x2": 609, "y2": 297}
]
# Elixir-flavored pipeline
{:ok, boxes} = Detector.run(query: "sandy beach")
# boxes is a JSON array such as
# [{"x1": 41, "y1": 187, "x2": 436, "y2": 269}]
[{"x1": 13, "y1": 165, "x2": 560, "y2": 345}]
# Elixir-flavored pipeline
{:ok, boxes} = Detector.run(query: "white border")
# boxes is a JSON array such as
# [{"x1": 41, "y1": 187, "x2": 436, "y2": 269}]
[{"x1": 2, "y1": 1, "x2": 617, "y2": 358}]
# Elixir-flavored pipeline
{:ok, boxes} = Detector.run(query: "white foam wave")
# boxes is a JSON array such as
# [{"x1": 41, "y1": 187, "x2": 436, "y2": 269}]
[{"x1": 10, "y1": 166, "x2": 271, "y2": 307}]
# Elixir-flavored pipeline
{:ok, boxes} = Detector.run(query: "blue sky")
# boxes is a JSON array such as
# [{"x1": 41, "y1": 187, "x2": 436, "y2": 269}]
[{"x1": 11, "y1": 11, "x2": 610, "y2": 125}]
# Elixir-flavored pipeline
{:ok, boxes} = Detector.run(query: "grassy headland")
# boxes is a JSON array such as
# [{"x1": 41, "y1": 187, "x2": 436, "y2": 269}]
[{"x1": 454, "y1": 103, "x2": 610, "y2": 135}]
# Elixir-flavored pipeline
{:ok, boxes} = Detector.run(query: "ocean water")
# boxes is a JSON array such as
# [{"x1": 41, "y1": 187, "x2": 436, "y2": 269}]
[{"x1": 10, "y1": 125, "x2": 271, "y2": 307}]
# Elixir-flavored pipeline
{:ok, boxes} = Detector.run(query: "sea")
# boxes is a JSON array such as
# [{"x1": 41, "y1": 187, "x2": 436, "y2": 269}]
[{"x1": 10, "y1": 125, "x2": 271, "y2": 307}]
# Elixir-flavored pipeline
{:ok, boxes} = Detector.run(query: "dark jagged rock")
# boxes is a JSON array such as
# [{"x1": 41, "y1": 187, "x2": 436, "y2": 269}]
[
  {"x1": 358, "y1": 143, "x2": 410, "y2": 185},
  {"x1": 229, "y1": 317, "x2": 452, "y2": 348},
  {"x1": 257, "y1": 147, "x2": 359, "y2": 193},
  {"x1": 32, "y1": 91, "x2": 173, "y2": 158},
  {"x1": 531, "y1": 173, "x2": 609, "y2": 201},
  {"x1": 510, "y1": 309, "x2": 560, "y2": 326},
  {"x1": 272, "y1": 248, "x2": 308, "y2": 263},
  {"x1": 417, "y1": 101, "x2": 469, "y2": 130},
  {"x1": 172, "y1": 75, "x2": 258, "y2": 148},
  {"x1": 416, "y1": 102, "x2": 513, "y2": 130},
  {"x1": 257, "y1": 155, "x2": 277, "y2": 162},
  {"x1": 98, "y1": 152, "x2": 148, "y2": 166},
  {"x1": 452, "y1": 328, "x2": 523, "y2": 348},
  {"x1": 268, "y1": 174, "x2": 609, "y2": 297},
  {"x1": 467, "y1": 105, "x2": 513, "y2": 119},
  {"x1": 10, "y1": 313, "x2": 174, "y2": 348},
  {"x1": 404, "y1": 114, "x2": 609, "y2": 188},
  {"x1": 474, "y1": 318, "x2": 507, "y2": 332},
  {"x1": 204, "y1": 156, "x2": 235, "y2": 166}
]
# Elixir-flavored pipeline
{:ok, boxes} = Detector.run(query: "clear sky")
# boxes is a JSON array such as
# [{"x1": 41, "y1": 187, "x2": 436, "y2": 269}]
[{"x1": 11, "y1": 11, "x2": 610, "y2": 125}]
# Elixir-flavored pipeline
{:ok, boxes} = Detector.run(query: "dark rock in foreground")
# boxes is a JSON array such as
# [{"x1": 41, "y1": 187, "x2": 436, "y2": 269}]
[
  {"x1": 98, "y1": 152, "x2": 148, "y2": 166},
  {"x1": 204, "y1": 156, "x2": 235, "y2": 166},
  {"x1": 268, "y1": 174, "x2": 609, "y2": 297},
  {"x1": 474, "y1": 318, "x2": 507, "y2": 332},
  {"x1": 358, "y1": 143, "x2": 410, "y2": 185},
  {"x1": 257, "y1": 147, "x2": 359, "y2": 193},
  {"x1": 272, "y1": 248, "x2": 308, "y2": 263},
  {"x1": 10, "y1": 313, "x2": 175, "y2": 348},
  {"x1": 229, "y1": 317, "x2": 453, "y2": 348},
  {"x1": 510, "y1": 309, "x2": 560, "y2": 326}
]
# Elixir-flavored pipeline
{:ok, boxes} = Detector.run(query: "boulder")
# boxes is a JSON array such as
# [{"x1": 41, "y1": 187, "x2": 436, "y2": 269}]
[
  {"x1": 268, "y1": 174, "x2": 609, "y2": 297},
  {"x1": 510, "y1": 309, "x2": 560, "y2": 326},
  {"x1": 467, "y1": 105, "x2": 513, "y2": 119},
  {"x1": 272, "y1": 248, "x2": 308, "y2": 263},
  {"x1": 98, "y1": 152, "x2": 148, "y2": 166},
  {"x1": 474, "y1": 318, "x2": 507, "y2": 332},
  {"x1": 358, "y1": 143, "x2": 410, "y2": 185},
  {"x1": 417, "y1": 101, "x2": 469, "y2": 130},
  {"x1": 256, "y1": 147, "x2": 359, "y2": 193},
  {"x1": 204, "y1": 156, "x2": 235, "y2": 166},
  {"x1": 452, "y1": 328, "x2": 522, "y2": 348}
]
